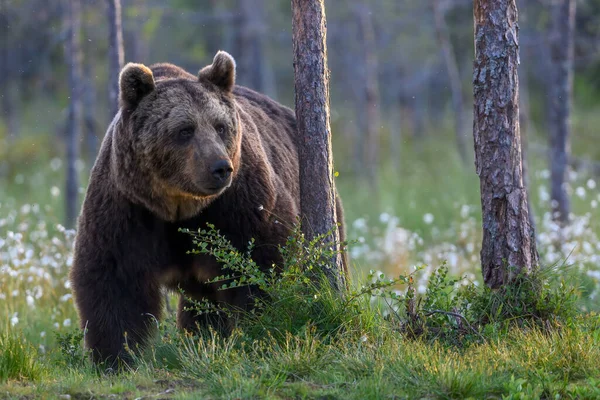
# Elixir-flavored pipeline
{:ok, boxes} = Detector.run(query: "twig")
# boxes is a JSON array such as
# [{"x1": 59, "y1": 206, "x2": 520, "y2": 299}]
[{"x1": 424, "y1": 309, "x2": 486, "y2": 342}]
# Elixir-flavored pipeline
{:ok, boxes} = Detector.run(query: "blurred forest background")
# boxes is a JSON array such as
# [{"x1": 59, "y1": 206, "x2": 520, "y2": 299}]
[{"x1": 1, "y1": 0, "x2": 600, "y2": 299}]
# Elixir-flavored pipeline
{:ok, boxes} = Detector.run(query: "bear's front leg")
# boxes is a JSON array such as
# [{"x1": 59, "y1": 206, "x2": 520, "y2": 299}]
[
  {"x1": 73, "y1": 270, "x2": 163, "y2": 367},
  {"x1": 71, "y1": 248, "x2": 164, "y2": 367}
]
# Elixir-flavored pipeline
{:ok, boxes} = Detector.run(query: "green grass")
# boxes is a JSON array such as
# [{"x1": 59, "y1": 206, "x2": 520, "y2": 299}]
[
  {"x1": 1, "y1": 307, "x2": 600, "y2": 398},
  {"x1": 1, "y1": 107, "x2": 600, "y2": 398}
]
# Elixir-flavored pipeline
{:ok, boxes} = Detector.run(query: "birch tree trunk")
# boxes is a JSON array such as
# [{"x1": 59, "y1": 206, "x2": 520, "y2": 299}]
[
  {"x1": 291, "y1": 0, "x2": 345, "y2": 292},
  {"x1": 107, "y1": 0, "x2": 124, "y2": 118},
  {"x1": 66, "y1": 0, "x2": 83, "y2": 228},
  {"x1": 473, "y1": 0, "x2": 539, "y2": 288},
  {"x1": 549, "y1": 0, "x2": 576, "y2": 224},
  {"x1": 433, "y1": 0, "x2": 468, "y2": 165}
]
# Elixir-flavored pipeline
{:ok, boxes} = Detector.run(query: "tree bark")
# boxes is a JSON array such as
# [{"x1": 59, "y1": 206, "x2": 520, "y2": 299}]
[
  {"x1": 548, "y1": 0, "x2": 576, "y2": 224},
  {"x1": 433, "y1": 0, "x2": 468, "y2": 165},
  {"x1": 107, "y1": 0, "x2": 124, "y2": 119},
  {"x1": 66, "y1": 0, "x2": 83, "y2": 228},
  {"x1": 473, "y1": 0, "x2": 539, "y2": 288},
  {"x1": 291, "y1": 0, "x2": 345, "y2": 292}
]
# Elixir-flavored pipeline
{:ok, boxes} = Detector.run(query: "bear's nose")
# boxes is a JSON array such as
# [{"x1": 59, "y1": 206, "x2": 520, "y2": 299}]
[{"x1": 210, "y1": 159, "x2": 233, "y2": 182}]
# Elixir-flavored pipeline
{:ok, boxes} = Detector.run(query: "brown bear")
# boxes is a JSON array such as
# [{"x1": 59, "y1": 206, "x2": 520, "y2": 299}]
[{"x1": 69, "y1": 51, "x2": 346, "y2": 366}]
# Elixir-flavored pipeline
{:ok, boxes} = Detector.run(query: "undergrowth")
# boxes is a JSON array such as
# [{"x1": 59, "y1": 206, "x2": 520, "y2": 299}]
[{"x1": 0, "y1": 220, "x2": 597, "y2": 398}]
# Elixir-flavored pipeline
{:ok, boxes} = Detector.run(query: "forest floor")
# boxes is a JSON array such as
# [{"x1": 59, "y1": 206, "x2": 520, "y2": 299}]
[{"x1": 1, "y1": 119, "x2": 600, "y2": 398}]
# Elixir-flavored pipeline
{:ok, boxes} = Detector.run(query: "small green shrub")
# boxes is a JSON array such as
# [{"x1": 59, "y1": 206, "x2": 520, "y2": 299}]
[
  {"x1": 54, "y1": 328, "x2": 90, "y2": 369},
  {"x1": 181, "y1": 223, "x2": 582, "y2": 350}
]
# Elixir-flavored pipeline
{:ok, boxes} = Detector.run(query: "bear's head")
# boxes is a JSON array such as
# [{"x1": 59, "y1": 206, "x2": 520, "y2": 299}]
[{"x1": 111, "y1": 51, "x2": 241, "y2": 221}]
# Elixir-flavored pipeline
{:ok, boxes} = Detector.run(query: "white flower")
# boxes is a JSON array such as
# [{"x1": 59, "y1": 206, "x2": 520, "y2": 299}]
[
  {"x1": 50, "y1": 187, "x2": 60, "y2": 197},
  {"x1": 379, "y1": 213, "x2": 390, "y2": 223},
  {"x1": 352, "y1": 218, "x2": 367, "y2": 231},
  {"x1": 423, "y1": 213, "x2": 434, "y2": 225},
  {"x1": 63, "y1": 318, "x2": 71, "y2": 327},
  {"x1": 576, "y1": 187, "x2": 586, "y2": 199},
  {"x1": 10, "y1": 313, "x2": 18, "y2": 326},
  {"x1": 40, "y1": 331, "x2": 46, "y2": 338},
  {"x1": 26, "y1": 295, "x2": 34, "y2": 307},
  {"x1": 60, "y1": 293, "x2": 72, "y2": 302},
  {"x1": 50, "y1": 158, "x2": 62, "y2": 171},
  {"x1": 587, "y1": 179, "x2": 596, "y2": 190}
]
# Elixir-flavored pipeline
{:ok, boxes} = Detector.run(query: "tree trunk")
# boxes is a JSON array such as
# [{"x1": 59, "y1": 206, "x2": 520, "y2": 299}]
[
  {"x1": 107, "y1": 0, "x2": 124, "y2": 119},
  {"x1": 83, "y1": 56, "x2": 98, "y2": 162},
  {"x1": 0, "y1": 0, "x2": 19, "y2": 140},
  {"x1": 237, "y1": 0, "x2": 267, "y2": 94},
  {"x1": 291, "y1": 0, "x2": 345, "y2": 292},
  {"x1": 433, "y1": 0, "x2": 468, "y2": 165},
  {"x1": 66, "y1": 0, "x2": 83, "y2": 228},
  {"x1": 473, "y1": 0, "x2": 539, "y2": 288},
  {"x1": 354, "y1": 3, "x2": 381, "y2": 184},
  {"x1": 519, "y1": 64, "x2": 537, "y2": 232},
  {"x1": 83, "y1": 0, "x2": 98, "y2": 162},
  {"x1": 548, "y1": 0, "x2": 576, "y2": 224}
]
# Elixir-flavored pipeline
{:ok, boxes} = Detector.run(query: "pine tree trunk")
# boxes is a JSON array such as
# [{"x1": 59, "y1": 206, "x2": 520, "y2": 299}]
[
  {"x1": 433, "y1": 0, "x2": 468, "y2": 165},
  {"x1": 473, "y1": 0, "x2": 539, "y2": 288},
  {"x1": 291, "y1": 0, "x2": 345, "y2": 292},
  {"x1": 549, "y1": 0, "x2": 576, "y2": 224},
  {"x1": 66, "y1": 0, "x2": 83, "y2": 228},
  {"x1": 107, "y1": 0, "x2": 124, "y2": 119}
]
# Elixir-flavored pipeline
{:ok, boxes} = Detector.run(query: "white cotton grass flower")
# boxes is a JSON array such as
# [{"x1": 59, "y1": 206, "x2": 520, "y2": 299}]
[
  {"x1": 60, "y1": 293, "x2": 72, "y2": 302},
  {"x1": 379, "y1": 213, "x2": 391, "y2": 223},
  {"x1": 50, "y1": 187, "x2": 60, "y2": 197},
  {"x1": 63, "y1": 318, "x2": 72, "y2": 327},
  {"x1": 423, "y1": 213, "x2": 434, "y2": 225},
  {"x1": 576, "y1": 187, "x2": 586, "y2": 199},
  {"x1": 587, "y1": 179, "x2": 597, "y2": 190},
  {"x1": 50, "y1": 158, "x2": 62, "y2": 171},
  {"x1": 10, "y1": 313, "x2": 18, "y2": 326}
]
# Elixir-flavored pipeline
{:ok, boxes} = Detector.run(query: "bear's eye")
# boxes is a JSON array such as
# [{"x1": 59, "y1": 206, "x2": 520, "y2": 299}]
[
  {"x1": 215, "y1": 123, "x2": 227, "y2": 135},
  {"x1": 178, "y1": 128, "x2": 194, "y2": 140}
]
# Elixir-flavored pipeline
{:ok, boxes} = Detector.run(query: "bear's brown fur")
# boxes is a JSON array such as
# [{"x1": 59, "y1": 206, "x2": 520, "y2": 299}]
[{"x1": 69, "y1": 51, "x2": 346, "y2": 366}]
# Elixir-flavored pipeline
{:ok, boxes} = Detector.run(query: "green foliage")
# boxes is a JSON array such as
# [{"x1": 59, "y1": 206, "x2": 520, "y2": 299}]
[
  {"x1": 0, "y1": 328, "x2": 43, "y2": 382},
  {"x1": 54, "y1": 328, "x2": 90, "y2": 369},
  {"x1": 180, "y1": 223, "x2": 359, "y2": 341}
]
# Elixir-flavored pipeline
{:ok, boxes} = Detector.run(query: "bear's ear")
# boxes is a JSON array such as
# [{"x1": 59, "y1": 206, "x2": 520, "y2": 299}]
[
  {"x1": 198, "y1": 51, "x2": 236, "y2": 92},
  {"x1": 119, "y1": 63, "x2": 155, "y2": 110}
]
